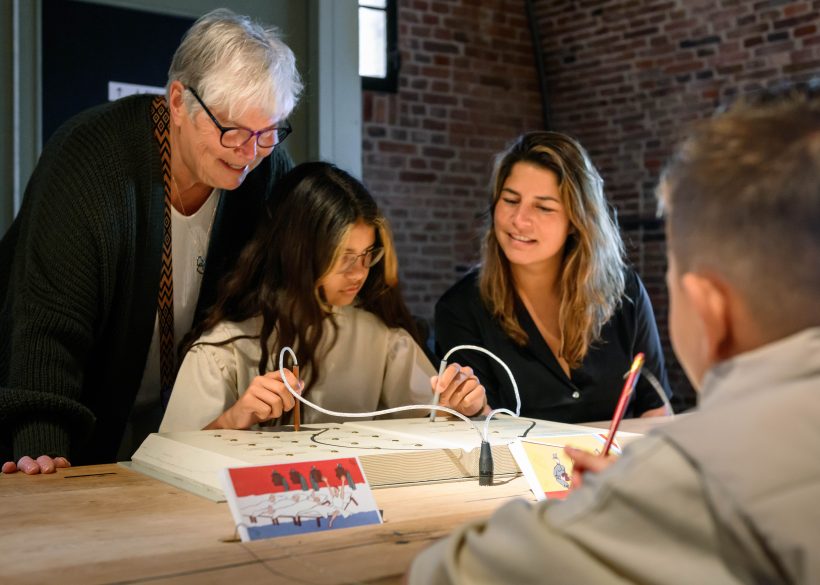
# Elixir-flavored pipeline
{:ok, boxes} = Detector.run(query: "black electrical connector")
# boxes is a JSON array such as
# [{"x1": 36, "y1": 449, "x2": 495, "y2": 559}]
[{"x1": 479, "y1": 440, "x2": 493, "y2": 486}]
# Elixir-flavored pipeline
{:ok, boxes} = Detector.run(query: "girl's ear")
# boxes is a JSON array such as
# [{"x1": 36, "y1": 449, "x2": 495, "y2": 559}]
[{"x1": 680, "y1": 272, "x2": 731, "y2": 367}]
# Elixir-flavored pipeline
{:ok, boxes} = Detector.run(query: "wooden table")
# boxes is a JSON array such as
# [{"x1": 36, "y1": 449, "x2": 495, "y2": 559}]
[
  {"x1": 0, "y1": 418, "x2": 671, "y2": 584},
  {"x1": 0, "y1": 463, "x2": 535, "y2": 584}
]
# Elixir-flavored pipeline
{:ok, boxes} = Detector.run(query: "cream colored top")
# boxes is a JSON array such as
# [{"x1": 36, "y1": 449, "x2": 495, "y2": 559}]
[{"x1": 160, "y1": 305, "x2": 436, "y2": 431}]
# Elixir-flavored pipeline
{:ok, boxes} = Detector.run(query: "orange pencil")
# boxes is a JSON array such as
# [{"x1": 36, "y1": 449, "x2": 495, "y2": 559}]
[
  {"x1": 293, "y1": 363, "x2": 300, "y2": 432},
  {"x1": 600, "y1": 353, "x2": 644, "y2": 457}
]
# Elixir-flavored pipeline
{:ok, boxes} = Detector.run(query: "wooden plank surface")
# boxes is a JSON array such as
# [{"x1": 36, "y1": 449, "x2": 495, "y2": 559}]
[
  {"x1": 0, "y1": 463, "x2": 532, "y2": 585},
  {"x1": 0, "y1": 417, "x2": 667, "y2": 584}
]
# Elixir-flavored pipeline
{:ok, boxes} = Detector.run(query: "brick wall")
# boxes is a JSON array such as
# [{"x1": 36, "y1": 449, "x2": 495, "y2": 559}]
[
  {"x1": 362, "y1": 0, "x2": 819, "y2": 412},
  {"x1": 530, "y1": 0, "x2": 819, "y2": 409},
  {"x1": 362, "y1": 0, "x2": 543, "y2": 316}
]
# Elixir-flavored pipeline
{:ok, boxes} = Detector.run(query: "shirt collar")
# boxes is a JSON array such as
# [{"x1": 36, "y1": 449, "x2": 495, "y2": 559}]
[{"x1": 699, "y1": 327, "x2": 820, "y2": 408}]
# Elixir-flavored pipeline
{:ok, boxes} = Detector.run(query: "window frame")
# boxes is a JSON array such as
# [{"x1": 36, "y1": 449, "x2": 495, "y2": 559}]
[{"x1": 359, "y1": 0, "x2": 399, "y2": 93}]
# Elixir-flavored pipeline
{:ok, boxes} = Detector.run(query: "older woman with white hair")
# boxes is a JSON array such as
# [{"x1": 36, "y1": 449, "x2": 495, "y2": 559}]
[{"x1": 0, "y1": 9, "x2": 302, "y2": 473}]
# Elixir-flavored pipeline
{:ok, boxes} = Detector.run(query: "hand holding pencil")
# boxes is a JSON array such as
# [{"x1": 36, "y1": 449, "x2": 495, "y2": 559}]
[
  {"x1": 564, "y1": 446, "x2": 615, "y2": 490},
  {"x1": 204, "y1": 368, "x2": 301, "y2": 430},
  {"x1": 564, "y1": 353, "x2": 645, "y2": 491}
]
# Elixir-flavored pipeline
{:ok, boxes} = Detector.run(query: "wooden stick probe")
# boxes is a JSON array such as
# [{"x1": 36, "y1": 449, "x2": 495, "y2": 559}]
[
  {"x1": 293, "y1": 364, "x2": 300, "y2": 432},
  {"x1": 601, "y1": 353, "x2": 645, "y2": 457},
  {"x1": 429, "y1": 360, "x2": 448, "y2": 421}
]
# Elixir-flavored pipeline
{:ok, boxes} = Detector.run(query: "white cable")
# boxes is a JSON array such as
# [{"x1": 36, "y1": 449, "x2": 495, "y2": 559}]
[
  {"x1": 273, "y1": 343, "x2": 666, "y2": 488},
  {"x1": 277, "y1": 346, "x2": 487, "y2": 441},
  {"x1": 277, "y1": 344, "x2": 523, "y2": 444},
  {"x1": 642, "y1": 368, "x2": 675, "y2": 417},
  {"x1": 277, "y1": 343, "x2": 669, "y2": 446},
  {"x1": 440, "y1": 344, "x2": 521, "y2": 416},
  {"x1": 620, "y1": 366, "x2": 675, "y2": 417},
  {"x1": 483, "y1": 408, "x2": 518, "y2": 440}
]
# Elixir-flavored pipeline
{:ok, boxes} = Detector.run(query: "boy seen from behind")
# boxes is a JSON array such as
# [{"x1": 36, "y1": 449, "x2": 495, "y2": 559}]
[{"x1": 409, "y1": 91, "x2": 820, "y2": 584}]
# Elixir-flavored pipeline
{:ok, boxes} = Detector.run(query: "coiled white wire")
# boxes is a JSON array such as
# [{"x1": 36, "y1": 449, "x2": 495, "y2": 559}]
[
  {"x1": 276, "y1": 343, "x2": 670, "y2": 444},
  {"x1": 437, "y1": 345, "x2": 522, "y2": 441},
  {"x1": 277, "y1": 344, "x2": 522, "y2": 443}
]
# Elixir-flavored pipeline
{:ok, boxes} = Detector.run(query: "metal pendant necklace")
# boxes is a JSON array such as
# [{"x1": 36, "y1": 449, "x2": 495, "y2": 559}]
[{"x1": 172, "y1": 175, "x2": 218, "y2": 275}]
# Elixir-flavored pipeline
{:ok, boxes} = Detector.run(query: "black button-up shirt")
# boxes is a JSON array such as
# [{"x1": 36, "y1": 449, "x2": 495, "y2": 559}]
[{"x1": 434, "y1": 269, "x2": 672, "y2": 423}]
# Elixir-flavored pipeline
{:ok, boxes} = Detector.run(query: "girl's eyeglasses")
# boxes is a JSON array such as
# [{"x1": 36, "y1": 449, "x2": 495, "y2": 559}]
[{"x1": 336, "y1": 247, "x2": 385, "y2": 273}]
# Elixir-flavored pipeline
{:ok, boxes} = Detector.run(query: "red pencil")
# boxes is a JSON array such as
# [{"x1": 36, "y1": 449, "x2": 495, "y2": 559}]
[{"x1": 600, "y1": 353, "x2": 645, "y2": 457}]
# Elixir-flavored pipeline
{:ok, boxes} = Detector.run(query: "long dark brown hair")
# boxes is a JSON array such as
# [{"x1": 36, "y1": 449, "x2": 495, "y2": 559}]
[{"x1": 181, "y1": 161, "x2": 419, "y2": 394}]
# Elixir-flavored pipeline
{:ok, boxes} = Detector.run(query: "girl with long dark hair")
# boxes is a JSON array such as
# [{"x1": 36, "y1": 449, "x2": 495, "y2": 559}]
[{"x1": 161, "y1": 162, "x2": 484, "y2": 430}]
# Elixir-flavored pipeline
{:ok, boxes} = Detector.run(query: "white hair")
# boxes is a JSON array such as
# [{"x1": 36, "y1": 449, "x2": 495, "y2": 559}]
[{"x1": 167, "y1": 8, "x2": 302, "y2": 122}]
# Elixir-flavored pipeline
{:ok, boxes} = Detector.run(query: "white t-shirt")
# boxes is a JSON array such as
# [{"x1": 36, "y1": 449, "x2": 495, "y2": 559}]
[{"x1": 116, "y1": 190, "x2": 221, "y2": 459}]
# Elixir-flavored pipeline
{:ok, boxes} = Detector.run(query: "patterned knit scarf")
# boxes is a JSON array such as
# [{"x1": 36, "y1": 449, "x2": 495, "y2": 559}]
[{"x1": 151, "y1": 96, "x2": 175, "y2": 408}]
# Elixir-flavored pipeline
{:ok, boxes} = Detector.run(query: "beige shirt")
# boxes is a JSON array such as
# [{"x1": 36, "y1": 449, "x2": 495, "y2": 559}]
[
  {"x1": 409, "y1": 328, "x2": 820, "y2": 585},
  {"x1": 160, "y1": 305, "x2": 436, "y2": 431}
]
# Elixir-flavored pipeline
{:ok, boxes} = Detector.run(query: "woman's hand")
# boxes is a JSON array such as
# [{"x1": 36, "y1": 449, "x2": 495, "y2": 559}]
[
  {"x1": 431, "y1": 363, "x2": 487, "y2": 417},
  {"x1": 205, "y1": 369, "x2": 301, "y2": 430},
  {"x1": 565, "y1": 446, "x2": 617, "y2": 490},
  {"x1": 1, "y1": 455, "x2": 71, "y2": 475}
]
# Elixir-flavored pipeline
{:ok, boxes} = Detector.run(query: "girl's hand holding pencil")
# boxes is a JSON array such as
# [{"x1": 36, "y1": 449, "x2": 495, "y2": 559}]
[{"x1": 204, "y1": 369, "x2": 302, "y2": 430}]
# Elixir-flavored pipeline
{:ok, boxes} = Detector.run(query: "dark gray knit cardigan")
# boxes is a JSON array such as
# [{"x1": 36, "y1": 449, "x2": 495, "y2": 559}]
[{"x1": 0, "y1": 94, "x2": 293, "y2": 464}]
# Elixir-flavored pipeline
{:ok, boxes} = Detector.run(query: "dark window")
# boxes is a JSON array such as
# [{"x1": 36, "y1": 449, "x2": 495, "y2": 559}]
[
  {"x1": 42, "y1": 0, "x2": 192, "y2": 143},
  {"x1": 359, "y1": 0, "x2": 398, "y2": 92}
]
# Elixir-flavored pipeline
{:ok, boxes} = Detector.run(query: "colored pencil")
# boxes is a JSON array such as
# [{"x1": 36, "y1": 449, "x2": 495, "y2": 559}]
[{"x1": 601, "y1": 353, "x2": 645, "y2": 456}]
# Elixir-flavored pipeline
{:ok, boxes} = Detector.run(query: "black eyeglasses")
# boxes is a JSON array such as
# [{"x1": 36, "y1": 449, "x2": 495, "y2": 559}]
[{"x1": 187, "y1": 87, "x2": 292, "y2": 149}]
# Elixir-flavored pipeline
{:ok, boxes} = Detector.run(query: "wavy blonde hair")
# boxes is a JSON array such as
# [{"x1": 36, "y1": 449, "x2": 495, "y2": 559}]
[{"x1": 479, "y1": 132, "x2": 625, "y2": 368}]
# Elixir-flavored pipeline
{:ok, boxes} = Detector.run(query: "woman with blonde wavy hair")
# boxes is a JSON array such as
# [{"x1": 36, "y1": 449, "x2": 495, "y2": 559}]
[
  {"x1": 435, "y1": 132, "x2": 671, "y2": 422},
  {"x1": 161, "y1": 162, "x2": 485, "y2": 431}
]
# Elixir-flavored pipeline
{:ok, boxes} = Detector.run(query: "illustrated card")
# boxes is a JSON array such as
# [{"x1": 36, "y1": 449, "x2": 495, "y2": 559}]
[
  {"x1": 221, "y1": 457, "x2": 382, "y2": 541},
  {"x1": 509, "y1": 434, "x2": 628, "y2": 501}
]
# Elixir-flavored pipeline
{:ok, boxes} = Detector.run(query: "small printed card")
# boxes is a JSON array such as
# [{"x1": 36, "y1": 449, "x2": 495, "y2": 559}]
[
  {"x1": 221, "y1": 457, "x2": 382, "y2": 541},
  {"x1": 509, "y1": 433, "x2": 636, "y2": 501}
]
